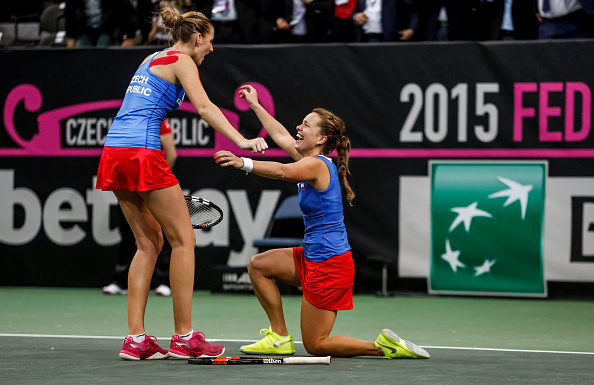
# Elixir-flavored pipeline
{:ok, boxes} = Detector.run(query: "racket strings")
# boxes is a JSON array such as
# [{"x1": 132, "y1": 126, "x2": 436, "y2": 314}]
[{"x1": 186, "y1": 200, "x2": 221, "y2": 228}]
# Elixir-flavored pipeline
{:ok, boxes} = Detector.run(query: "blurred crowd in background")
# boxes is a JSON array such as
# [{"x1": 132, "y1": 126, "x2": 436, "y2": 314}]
[{"x1": 3, "y1": 0, "x2": 594, "y2": 47}]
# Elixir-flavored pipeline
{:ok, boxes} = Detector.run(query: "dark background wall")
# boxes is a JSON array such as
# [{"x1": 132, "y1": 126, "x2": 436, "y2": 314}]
[{"x1": 1, "y1": 41, "x2": 593, "y2": 297}]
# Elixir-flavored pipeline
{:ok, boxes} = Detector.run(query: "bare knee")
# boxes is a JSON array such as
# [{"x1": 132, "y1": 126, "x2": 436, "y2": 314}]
[
  {"x1": 166, "y1": 227, "x2": 195, "y2": 250},
  {"x1": 303, "y1": 339, "x2": 327, "y2": 357},
  {"x1": 156, "y1": 231, "x2": 164, "y2": 252},
  {"x1": 247, "y1": 253, "x2": 266, "y2": 277},
  {"x1": 136, "y1": 229, "x2": 163, "y2": 258},
  {"x1": 184, "y1": 230, "x2": 196, "y2": 247},
  {"x1": 247, "y1": 252, "x2": 281, "y2": 283},
  {"x1": 152, "y1": 230, "x2": 164, "y2": 254},
  {"x1": 248, "y1": 249, "x2": 299, "y2": 286}
]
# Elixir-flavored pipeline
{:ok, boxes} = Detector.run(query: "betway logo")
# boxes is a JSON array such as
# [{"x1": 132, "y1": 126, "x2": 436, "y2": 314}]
[{"x1": 0, "y1": 170, "x2": 282, "y2": 266}]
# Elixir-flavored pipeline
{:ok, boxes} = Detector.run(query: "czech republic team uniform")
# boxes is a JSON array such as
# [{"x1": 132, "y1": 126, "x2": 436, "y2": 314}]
[
  {"x1": 294, "y1": 155, "x2": 354, "y2": 311},
  {"x1": 97, "y1": 49, "x2": 183, "y2": 192}
]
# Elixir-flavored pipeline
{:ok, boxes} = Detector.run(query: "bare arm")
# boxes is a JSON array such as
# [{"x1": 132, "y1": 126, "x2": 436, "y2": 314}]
[
  {"x1": 240, "y1": 85, "x2": 301, "y2": 160},
  {"x1": 172, "y1": 56, "x2": 267, "y2": 153},
  {"x1": 214, "y1": 150, "x2": 329, "y2": 190},
  {"x1": 160, "y1": 132, "x2": 177, "y2": 168}
]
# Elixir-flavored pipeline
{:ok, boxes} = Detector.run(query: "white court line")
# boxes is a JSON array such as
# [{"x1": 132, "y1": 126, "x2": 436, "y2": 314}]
[
  {"x1": 1, "y1": 334, "x2": 593, "y2": 356},
  {"x1": 422, "y1": 346, "x2": 594, "y2": 355},
  {"x1": 0, "y1": 333, "x2": 264, "y2": 342}
]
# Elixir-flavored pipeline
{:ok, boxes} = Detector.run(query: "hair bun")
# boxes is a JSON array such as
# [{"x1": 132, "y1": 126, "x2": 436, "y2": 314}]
[{"x1": 176, "y1": 15, "x2": 184, "y2": 30}]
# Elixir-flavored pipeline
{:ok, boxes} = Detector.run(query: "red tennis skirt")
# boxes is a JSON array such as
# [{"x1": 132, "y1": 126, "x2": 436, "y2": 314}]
[
  {"x1": 96, "y1": 146, "x2": 178, "y2": 191},
  {"x1": 293, "y1": 247, "x2": 355, "y2": 311}
]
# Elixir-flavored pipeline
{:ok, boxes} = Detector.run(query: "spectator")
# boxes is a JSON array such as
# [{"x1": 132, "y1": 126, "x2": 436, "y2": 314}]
[
  {"x1": 330, "y1": 0, "x2": 357, "y2": 42},
  {"x1": 580, "y1": 0, "x2": 594, "y2": 13},
  {"x1": 65, "y1": 0, "x2": 138, "y2": 47},
  {"x1": 252, "y1": 0, "x2": 283, "y2": 44},
  {"x1": 276, "y1": 0, "x2": 334, "y2": 43},
  {"x1": 192, "y1": 0, "x2": 256, "y2": 44},
  {"x1": 133, "y1": 0, "x2": 191, "y2": 45},
  {"x1": 489, "y1": 0, "x2": 538, "y2": 40},
  {"x1": 418, "y1": 0, "x2": 503, "y2": 42},
  {"x1": 536, "y1": 0, "x2": 594, "y2": 39},
  {"x1": 5, "y1": 1, "x2": 45, "y2": 22},
  {"x1": 416, "y1": 0, "x2": 448, "y2": 41},
  {"x1": 131, "y1": 0, "x2": 158, "y2": 45},
  {"x1": 353, "y1": 0, "x2": 419, "y2": 43},
  {"x1": 147, "y1": 0, "x2": 184, "y2": 45},
  {"x1": 181, "y1": 0, "x2": 198, "y2": 11},
  {"x1": 442, "y1": 0, "x2": 497, "y2": 41}
]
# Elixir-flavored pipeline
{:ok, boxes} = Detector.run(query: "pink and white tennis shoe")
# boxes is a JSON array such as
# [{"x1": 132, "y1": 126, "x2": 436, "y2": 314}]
[
  {"x1": 167, "y1": 331, "x2": 225, "y2": 359},
  {"x1": 119, "y1": 335, "x2": 168, "y2": 360}
]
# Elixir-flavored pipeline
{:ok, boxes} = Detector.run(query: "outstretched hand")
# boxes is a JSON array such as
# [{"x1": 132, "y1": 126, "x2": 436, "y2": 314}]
[
  {"x1": 240, "y1": 137, "x2": 267, "y2": 154},
  {"x1": 214, "y1": 150, "x2": 244, "y2": 170},
  {"x1": 239, "y1": 85, "x2": 259, "y2": 106},
  {"x1": 237, "y1": 85, "x2": 266, "y2": 154}
]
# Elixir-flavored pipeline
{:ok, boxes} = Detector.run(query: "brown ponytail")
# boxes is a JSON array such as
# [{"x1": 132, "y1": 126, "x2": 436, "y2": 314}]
[
  {"x1": 313, "y1": 108, "x2": 356, "y2": 205},
  {"x1": 158, "y1": 7, "x2": 212, "y2": 44}
]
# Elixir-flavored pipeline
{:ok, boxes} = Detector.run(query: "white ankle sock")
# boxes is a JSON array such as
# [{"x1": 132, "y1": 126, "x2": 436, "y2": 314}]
[
  {"x1": 129, "y1": 333, "x2": 146, "y2": 343},
  {"x1": 178, "y1": 330, "x2": 194, "y2": 340}
]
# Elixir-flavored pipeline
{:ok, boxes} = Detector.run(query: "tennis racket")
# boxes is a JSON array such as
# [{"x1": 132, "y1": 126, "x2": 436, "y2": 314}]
[
  {"x1": 185, "y1": 196, "x2": 223, "y2": 229},
  {"x1": 188, "y1": 356, "x2": 331, "y2": 365}
]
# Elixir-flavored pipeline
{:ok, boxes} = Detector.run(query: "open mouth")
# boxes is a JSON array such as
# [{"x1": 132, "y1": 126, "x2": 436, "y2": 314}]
[{"x1": 296, "y1": 133, "x2": 303, "y2": 144}]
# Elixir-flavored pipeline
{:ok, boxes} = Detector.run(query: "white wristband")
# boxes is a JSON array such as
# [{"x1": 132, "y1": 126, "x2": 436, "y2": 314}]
[{"x1": 240, "y1": 157, "x2": 254, "y2": 173}]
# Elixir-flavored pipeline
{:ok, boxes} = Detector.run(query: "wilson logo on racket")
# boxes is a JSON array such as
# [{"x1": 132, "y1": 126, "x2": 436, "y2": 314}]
[
  {"x1": 262, "y1": 358, "x2": 283, "y2": 364},
  {"x1": 184, "y1": 196, "x2": 223, "y2": 229},
  {"x1": 188, "y1": 356, "x2": 331, "y2": 365}
]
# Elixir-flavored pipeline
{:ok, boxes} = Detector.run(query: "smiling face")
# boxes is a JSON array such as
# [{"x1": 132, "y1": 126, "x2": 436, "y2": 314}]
[
  {"x1": 193, "y1": 28, "x2": 214, "y2": 66},
  {"x1": 295, "y1": 112, "x2": 327, "y2": 156}
]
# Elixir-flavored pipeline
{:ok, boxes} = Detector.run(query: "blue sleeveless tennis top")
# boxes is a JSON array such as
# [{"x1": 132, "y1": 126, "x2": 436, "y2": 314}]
[
  {"x1": 297, "y1": 155, "x2": 351, "y2": 262},
  {"x1": 104, "y1": 49, "x2": 186, "y2": 149}
]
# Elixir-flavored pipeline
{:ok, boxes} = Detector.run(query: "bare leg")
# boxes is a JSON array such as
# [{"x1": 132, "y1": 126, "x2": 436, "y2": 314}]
[
  {"x1": 247, "y1": 248, "x2": 300, "y2": 336},
  {"x1": 115, "y1": 190, "x2": 163, "y2": 335},
  {"x1": 139, "y1": 185, "x2": 196, "y2": 335},
  {"x1": 300, "y1": 297, "x2": 383, "y2": 357}
]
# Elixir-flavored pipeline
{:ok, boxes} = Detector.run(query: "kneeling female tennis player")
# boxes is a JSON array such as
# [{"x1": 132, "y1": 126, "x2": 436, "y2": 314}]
[{"x1": 213, "y1": 85, "x2": 429, "y2": 359}]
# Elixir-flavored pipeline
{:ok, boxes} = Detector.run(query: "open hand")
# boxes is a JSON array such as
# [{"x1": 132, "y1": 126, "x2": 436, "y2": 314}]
[
  {"x1": 239, "y1": 85, "x2": 260, "y2": 106},
  {"x1": 214, "y1": 150, "x2": 244, "y2": 169}
]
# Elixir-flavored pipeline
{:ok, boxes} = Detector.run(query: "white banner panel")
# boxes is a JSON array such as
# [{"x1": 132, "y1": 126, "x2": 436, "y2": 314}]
[
  {"x1": 544, "y1": 178, "x2": 594, "y2": 281},
  {"x1": 398, "y1": 176, "x2": 431, "y2": 278},
  {"x1": 399, "y1": 175, "x2": 594, "y2": 283}
]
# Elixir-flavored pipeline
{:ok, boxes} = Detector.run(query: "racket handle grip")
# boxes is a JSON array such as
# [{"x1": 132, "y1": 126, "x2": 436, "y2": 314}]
[{"x1": 283, "y1": 356, "x2": 331, "y2": 365}]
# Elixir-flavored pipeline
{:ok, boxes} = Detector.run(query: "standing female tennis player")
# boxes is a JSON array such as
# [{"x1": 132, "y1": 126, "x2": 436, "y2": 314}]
[
  {"x1": 96, "y1": 9, "x2": 267, "y2": 360},
  {"x1": 213, "y1": 85, "x2": 429, "y2": 359}
]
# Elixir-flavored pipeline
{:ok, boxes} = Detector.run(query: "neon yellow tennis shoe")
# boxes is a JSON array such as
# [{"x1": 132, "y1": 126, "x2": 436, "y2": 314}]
[
  {"x1": 375, "y1": 329, "x2": 430, "y2": 359},
  {"x1": 240, "y1": 327, "x2": 295, "y2": 355}
]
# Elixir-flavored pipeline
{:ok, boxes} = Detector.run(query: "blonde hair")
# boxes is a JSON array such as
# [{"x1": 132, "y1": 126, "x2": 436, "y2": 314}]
[
  {"x1": 313, "y1": 108, "x2": 355, "y2": 205},
  {"x1": 158, "y1": 7, "x2": 212, "y2": 43}
]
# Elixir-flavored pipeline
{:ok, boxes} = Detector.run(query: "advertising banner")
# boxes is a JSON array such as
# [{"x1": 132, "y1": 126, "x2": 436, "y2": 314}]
[
  {"x1": 430, "y1": 162, "x2": 546, "y2": 296},
  {"x1": 1, "y1": 41, "x2": 594, "y2": 295}
]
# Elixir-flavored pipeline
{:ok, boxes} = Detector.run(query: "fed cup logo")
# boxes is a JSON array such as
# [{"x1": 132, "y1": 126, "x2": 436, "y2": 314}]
[{"x1": 430, "y1": 162, "x2": 546, "y2": 297}]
